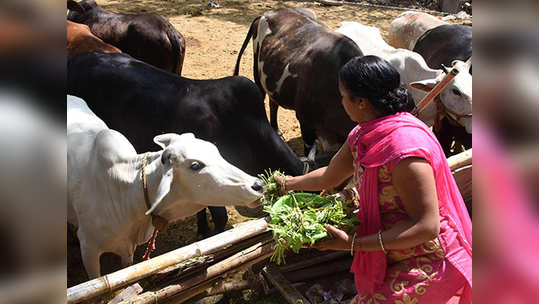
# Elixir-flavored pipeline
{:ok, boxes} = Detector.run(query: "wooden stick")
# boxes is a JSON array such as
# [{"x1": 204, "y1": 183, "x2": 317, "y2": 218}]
[
  {"x1": 263, "y1": 265, "x2": 311, "y2": 304},
  {"x1": 107, "y1": 283, "x2": 143, "y2": 304},
  {"x1": 164, "y1": 253, "x2": 272, "y2": 304},
  {"x1": 154, "y1": 232, "x2": 272, "y2": 277},
  {"x1": 448, "y1": 149, "x2": 472, "y2": 171},
  {"x1": 412, "y1": 67, "x2": 459, "y2": 116},
  {"x1": 150, "y1": 232, "x2": 274, "y2": 288},
  {"x1": 188, "y1": 279, "x2": 251, "y2": 301},
  {"x1": 316, "y1": 0, "x2": 344, "y2": 6},
  {"x1": 277, "y1": 251, "x2": 348, "y2": 273},
  {"x1": 67, "y1": 217, "x2": 269, "y2": 304},
  {"x1": 118, "y1": 240, "x2": 275, "y2": 304},
  {"x1": 283, "y1": 257, "x2": 353, "y2": 283}
]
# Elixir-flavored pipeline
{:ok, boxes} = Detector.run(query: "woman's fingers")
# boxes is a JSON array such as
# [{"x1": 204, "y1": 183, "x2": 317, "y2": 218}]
[
  {"x1": 325, "y1": 224, "x2": 350, "y2": 242},
  {"x1": 273, "y1": 174, "x2": 287, "y2": 194},
  {"x1": 273, "y1": 174, "x2": 285, "y2": 185}
]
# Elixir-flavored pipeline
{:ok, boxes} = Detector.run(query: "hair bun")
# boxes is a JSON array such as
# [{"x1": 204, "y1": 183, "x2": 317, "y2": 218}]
[
  {"x1": 373, "y1": 87, "x2": 415, "y2": 115},
  {"x1": 339, "y1": 56, "x2": 416, "y2": 115}
]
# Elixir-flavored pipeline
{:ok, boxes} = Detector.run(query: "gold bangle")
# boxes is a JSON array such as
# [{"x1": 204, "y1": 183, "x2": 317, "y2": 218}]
[
  {"x1": 378, "y1": 230, "x2": 387, "y2": 254},
  {"x1": 350, "y1": 232, "x2": 357, "y2": 256}
]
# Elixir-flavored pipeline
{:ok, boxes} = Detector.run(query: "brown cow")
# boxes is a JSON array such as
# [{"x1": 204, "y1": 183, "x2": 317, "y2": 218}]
[
  {"x1": 67, "y1": 20, "x2": 121, "y2": 59},
  {"x1": 67, "y1": 0, "x2": 185, "y2": 75},
  {"x1": 388, "y1": 11, "x2": 448, "y2": 50}
]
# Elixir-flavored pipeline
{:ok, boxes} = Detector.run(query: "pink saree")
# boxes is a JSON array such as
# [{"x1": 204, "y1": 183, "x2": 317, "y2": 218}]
[{"x1": 347, "y1": 112, "x2": 472, "y2": 303}]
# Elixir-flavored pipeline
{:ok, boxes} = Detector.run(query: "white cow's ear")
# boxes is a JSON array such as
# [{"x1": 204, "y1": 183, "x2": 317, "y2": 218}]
[
  {"x1": 410, "y1": 79, "x2": 437, "y2": 93},
  {"x1": 154, "y1": 133, "x2": 181, "y2": 149},
  {"x1": 145, "y1": 166, "x2": 174, "y2": 215}
]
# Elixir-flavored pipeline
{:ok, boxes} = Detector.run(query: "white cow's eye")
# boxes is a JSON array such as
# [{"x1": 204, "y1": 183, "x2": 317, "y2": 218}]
[
  {"x1": 190, "y1": 161, "x2": 204, "y2": 171},
  {"x1": 452, "y1": 88, "x2": 462, "y2": 96}
]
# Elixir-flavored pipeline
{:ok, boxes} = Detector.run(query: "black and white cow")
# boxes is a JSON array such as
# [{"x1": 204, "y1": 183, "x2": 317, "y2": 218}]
[
  {"x1": 234, "y1": 8, "x2": 363, "y2": 156},
  {"x1": 68, "y1": 52, "x2": 307, "y2": 238}
]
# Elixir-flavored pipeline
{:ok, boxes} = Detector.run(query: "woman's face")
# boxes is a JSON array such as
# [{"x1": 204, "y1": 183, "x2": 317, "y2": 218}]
[{"x1": 338, "y1": 80, "x2": 363, "y2": 122}]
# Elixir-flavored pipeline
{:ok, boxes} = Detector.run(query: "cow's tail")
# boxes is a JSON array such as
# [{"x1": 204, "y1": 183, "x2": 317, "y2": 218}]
[
  {"x1": 163, "y1": 17, "x2": 185, "y2": 75},
  {"x1": 233, "y1": 16, "x2": 260, "y2": 76}
]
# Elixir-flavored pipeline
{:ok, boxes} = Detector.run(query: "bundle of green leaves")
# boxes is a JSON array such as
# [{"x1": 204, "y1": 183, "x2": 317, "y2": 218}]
[{"x1": 258, "y1": 170, "x2": 357, "y2": 264}]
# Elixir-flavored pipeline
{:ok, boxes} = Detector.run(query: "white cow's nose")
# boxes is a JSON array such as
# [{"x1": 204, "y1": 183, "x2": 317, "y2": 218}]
[{"x1": 251, "y1": 178, "x2": 265, "y2": 193}]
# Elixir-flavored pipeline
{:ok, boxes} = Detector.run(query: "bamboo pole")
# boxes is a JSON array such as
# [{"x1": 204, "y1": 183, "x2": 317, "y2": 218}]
[
  {"x1": 412, "y1": 67, "x2": 459, "y2": 116},
  {"x1": 150, "y1": 232, "x2": 274, "y2": 289},
  {"x1": 164, "y1": 253, "x2": 272, "y2": 304},
  {"x1": 263, "y1": 265, "x2": 311, "y2": 304},
  {"x1": 119, "y1": 240, "x2": 275, "y2": 304},
  {"x1": 277, "y1": 251, "x2": 348, "y2": 273},
  {"x1": 283, "y1": 257, "x2": 353, "y2": 283},
  {"x1": 107, "y1": 283, "x2": 143, "y2": 304},
  {"x1": 201, "y1": 280, "x2": 251, "y2": 297},
  {"x1": 448, "y1": 149, "x2": 472, "y2": 171},
  {"x1": 67, "y1": 217, "x2": 269, "y2": 304}
]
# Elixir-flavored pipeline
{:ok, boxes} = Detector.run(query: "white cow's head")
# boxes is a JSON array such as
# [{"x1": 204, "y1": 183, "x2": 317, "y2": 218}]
[
  {"x1": 145, "y1": 133, "x2": 264, "y2": 218},
  {"x1": 410, "y1": 59, "x2": 472, "y2": 133}
]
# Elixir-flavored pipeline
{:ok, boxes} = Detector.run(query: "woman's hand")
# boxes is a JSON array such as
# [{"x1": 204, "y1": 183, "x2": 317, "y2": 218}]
[
  {"x1": 312, "y1": 224, "x2": 353, "y2": 251},
  {"x1": 273, "y1": 173, "x2": 289, "y2": 195}
]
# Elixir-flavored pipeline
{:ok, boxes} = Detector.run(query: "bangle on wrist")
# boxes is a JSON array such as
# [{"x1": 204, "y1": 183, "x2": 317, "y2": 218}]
[
  {"x1": 282, "y1": 176, "x2": 292, "y2": 193},
  {"x1": 378, "y1": 230, "x2": 387, "y2": 254},
  {"x1": 350, "y1": 232, "x2": 357, "y2": 256}
]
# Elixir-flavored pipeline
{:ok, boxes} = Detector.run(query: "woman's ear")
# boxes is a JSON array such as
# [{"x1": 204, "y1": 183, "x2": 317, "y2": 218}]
[
  {"x1": 350, "y1": 96, "x2": 362, "y2": 104},
  {"x1": 358, "y1": 97, "x2": 368, "y2": 108}
]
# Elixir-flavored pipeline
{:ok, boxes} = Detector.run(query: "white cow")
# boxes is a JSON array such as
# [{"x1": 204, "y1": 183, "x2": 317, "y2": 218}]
[
  {"x1": 67, "y1": 95, "x2": 264, "y2": 278},
  {"x1": 387, "y1": 11, "x2": 448, "y2": 50},
  {"x1": 336, "y1": 21, "x2": 472, "y2": 133}
]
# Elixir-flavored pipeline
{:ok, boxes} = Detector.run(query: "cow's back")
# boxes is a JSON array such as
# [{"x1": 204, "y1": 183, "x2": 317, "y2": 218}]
[
  {"x1": 388, "y1": 11, "x2": 448, "y2": 50},
  {"x1": 67, "y1": 20, "x2": 121, "y2": 59},
  {"x1": 77, "y1": 5, "x2": 185, "y2": 75},
  {"x1": 413, "y1": 24, "x2": 472, "y2": 69},
  {"x1": 67, "y1": 95, "x2": 107, "y2": 226},
  {"x1": 68, "y1": 53, "x2": 193, "y2": 152},
  {"x1": 257, "y1": 8, "x2": 362, "y2": 151},
  {"x1": 67, "y1": 94, "x2": 142, "y2": 231}
]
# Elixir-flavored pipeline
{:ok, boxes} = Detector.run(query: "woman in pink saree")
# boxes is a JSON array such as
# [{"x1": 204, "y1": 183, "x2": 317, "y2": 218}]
[{"x1": 275, "y1": 56, "x2": 472, "y2": 303}]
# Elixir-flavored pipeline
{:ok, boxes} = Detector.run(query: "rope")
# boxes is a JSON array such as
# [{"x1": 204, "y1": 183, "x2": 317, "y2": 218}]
[
  {"x1": 141, "y1": 152, "x2": 162, "y2": 260},
  {"x1": 143, "y1": 228, "x2": 159, "y2": 260}
]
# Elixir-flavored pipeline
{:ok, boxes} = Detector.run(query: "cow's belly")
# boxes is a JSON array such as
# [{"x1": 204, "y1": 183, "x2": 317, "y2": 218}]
[{"x1": 316, "y1": 137, "x2": 342, "y2": 153}]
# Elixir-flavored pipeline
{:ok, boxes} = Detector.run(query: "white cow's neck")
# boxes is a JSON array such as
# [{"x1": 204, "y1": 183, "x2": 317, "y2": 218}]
[
  {"x1": 134, "y1": 152, "x2": 165, "y2": 215},
  {"x1": 109, "y1": 152, "x2": 164, "y2": 246}
]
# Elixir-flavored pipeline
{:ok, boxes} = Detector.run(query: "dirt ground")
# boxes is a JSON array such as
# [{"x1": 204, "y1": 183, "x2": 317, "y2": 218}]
[{"x1": 67, "y1": 0, "x2": 463, "y2": 301}]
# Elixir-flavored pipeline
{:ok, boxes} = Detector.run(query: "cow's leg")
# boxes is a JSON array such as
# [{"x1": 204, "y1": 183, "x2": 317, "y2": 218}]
[
  {"x1": 196, "y1": 209, "x2": 211, "y2": 239},
  {"x1": 269, "y1": 99, "x2": 282, "y2": 137},
  {"x1": 80, "y1": 242, "x2": 101, "y2": 279},
  {"x1": 209, "y1": 206, "x2": 228, "y2": 234},
  {"x1": 299, "y1": 122, "x2": 317, "y2": 157}
]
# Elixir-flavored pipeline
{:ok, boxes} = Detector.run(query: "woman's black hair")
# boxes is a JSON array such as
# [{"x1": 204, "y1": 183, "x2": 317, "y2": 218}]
[{"x1": 338, "y1": 55, "x2": 415, "y2": 116}]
